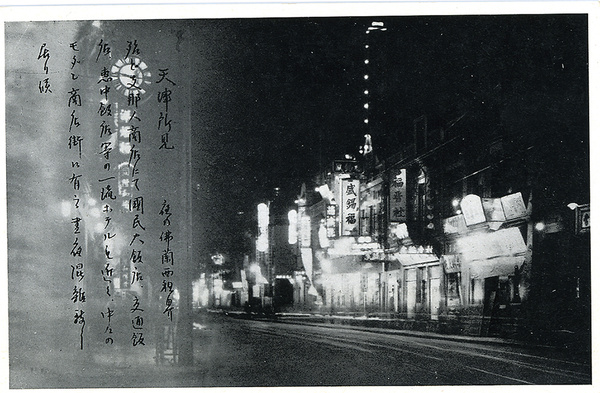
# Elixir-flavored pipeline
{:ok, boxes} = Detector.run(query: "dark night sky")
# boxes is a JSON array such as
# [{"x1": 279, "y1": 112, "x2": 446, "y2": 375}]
[{"x1": 187, "y1": 15, "x2": 588, "y2": 264}]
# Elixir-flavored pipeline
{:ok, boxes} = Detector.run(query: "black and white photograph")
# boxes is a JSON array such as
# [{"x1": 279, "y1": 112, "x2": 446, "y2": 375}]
[{"x1": 2, "y1": 1, "x2": 597, "y2": 390}]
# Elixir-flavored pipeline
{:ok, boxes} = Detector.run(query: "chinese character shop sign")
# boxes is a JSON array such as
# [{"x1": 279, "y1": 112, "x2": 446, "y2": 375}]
[
  {"x1": 389, "y1": 169, "x2": 407, "y2": 223},
  {"x1": 326, "y1": 204, "x2": 338, "y2": 238},
  {"x1": 341, "y1": 179, "x2": 360, "y2": 236}
]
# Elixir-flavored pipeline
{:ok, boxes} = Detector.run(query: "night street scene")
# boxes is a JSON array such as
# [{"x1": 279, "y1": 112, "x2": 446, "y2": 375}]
[{"x1": 4, "y1": 4, "x2": 594, "y2": 391}]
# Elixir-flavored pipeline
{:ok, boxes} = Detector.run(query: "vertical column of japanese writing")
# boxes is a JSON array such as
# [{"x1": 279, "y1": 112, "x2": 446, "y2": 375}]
[
  {"x1": 66, "y1": 40, "x2": 86, "y2": 350},
  {"x1": 96, "y1": 39, "x2": 116, "y2": 346},
  {"x1": 157, "y1": 69, "x2": 176, "y2": 322},
  {"x1": 125, "y1": 41, "x2": 146, "y2": 347},
  {"x1": 159, "y1": 200, "x2": 174, "y2": 321}
]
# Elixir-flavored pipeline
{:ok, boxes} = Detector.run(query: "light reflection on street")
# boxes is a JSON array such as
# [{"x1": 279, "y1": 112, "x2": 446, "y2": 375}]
[{"x1": 193, "y1": 322, "x2": 205, "y2": 330}]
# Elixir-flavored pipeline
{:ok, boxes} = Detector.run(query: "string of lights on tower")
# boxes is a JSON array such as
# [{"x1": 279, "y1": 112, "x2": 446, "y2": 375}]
[{"x1": 360, "y1": 21, "x2": 387, "y2": 156}]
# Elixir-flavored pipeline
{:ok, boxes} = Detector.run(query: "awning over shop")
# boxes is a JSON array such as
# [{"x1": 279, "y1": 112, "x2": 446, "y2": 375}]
[
  {"x1": 327, "y1": 236, "x2": 376, "y2": 256},
  {"x1": 456, "y1": 227, "x2": 527, "y2": 261},
  {"x1": 389, "y1": 253, "x2": 439, "y2": 267},
  {"x1": 363, "y1": 251, "x2": 387, "y2": 261},
  {"x1": 317, "y1": 253, "x2": 379, "y2": 275},
  {"x1": 469, "y1": 255, "x2": 525, "y2": 279},
  {"x1": 454, "y1": 227, "x2": 528, "y2": 279}
]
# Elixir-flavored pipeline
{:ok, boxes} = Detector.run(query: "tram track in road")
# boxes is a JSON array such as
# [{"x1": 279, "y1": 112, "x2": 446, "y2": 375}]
[
  {"x1": 319, "y1": 325, "x2": 591, "y2": 384},
  {"x1": 246, "y1": 322, "x2": 470, "y2": 385},
  {"x1": 249, "y1": 324, "x2": 375, "y2": 354},
  {"x1": 253, "y1": 325, "x2": 532, "y2": 384},
  {"x1": 277, "y1": 317, "x2": 589, "y2": 365},
  {"x1": 239, "y1": 317, "x2": 591, "y2": 385},
  {"x1": 303, "y1": 323, "x2": 591, "y2": 380},
  {"x1": 390, "y1": 336, "x2": 591, "y2": 382},
  {"x1": 251, "y1": 324, "x2": 446, "y2": 361},
  {"x1": 248, "y1": 321, "x2": 534, "y2": 384},
  {"x1": 271, "y1": 319, "x2": 591, "y2": 378}
]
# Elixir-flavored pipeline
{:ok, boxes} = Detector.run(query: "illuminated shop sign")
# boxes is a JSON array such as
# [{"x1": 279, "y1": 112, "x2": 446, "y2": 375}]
[
  {"x1": 500, "y1": 192, "x2": 528, "y2": 221},
  {"x1": 389, "y1": 168, "x2": 406, "y2": 223},
  {"x1": 341, "y1": 179, "x2": 360, "y2": 236},
  {"x1": 288, "y1": 209, "x2": 298, "y2": 245},
  {"x1": 482, "y1": 198, "x2": 506, "y2": 222},
  {"x1": 452, "y1": 192, "x2": 528, "y2": 230},
  {"x1": 443, "y1": 214, "x2": 468, "y2": 235},
  {"x1": 257, "y1": 203, "x2": 269, "y2": 252},
  {"x1": 576, "y1": 204, "x2": 590, "y2": 234},
  {"x1": 460, "y1": 194, "x2": 486, "y2": 226},
  {"x1": 299, "y1": 215, "x2": 311, "y2": 247},
  {"x1": 333, "y1": 159, "x2": 360, "y2": 174},
  {"x1": 326, "y1": 204, "x2": 338, "y2": 238},
  {"x1": 318, "y1": 220, "x2": 330, "y2": 248},
  {"x1": 441, "y1": 254, "x2": 461, "y2": 273},
  {"x1": 456, "y1": 227, "x2": 527, "y2": 261}
]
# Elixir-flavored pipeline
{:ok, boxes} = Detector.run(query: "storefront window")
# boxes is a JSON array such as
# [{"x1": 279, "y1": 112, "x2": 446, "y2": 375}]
[
  {"x1": 377, "y1": 203, "x2": 384, "y2": 236},
  {"x1": 447, "y1": 272, "x2": 461, "y2": 307},
  {"x1": 360, "y1": 208, "x2": 368, "y2": 236},
  {"x1": 469, "y1": 277, "x2": 484, "y2": 304},
  {"x1": 416, "y1": 267, "x2": 422, "y2": 303},
  {"x1": 416, "y1": 266, "x2": 427, "y2": 305},
  {"x1": 369, "y1": 205, "x2": 376, "y2": 236}
]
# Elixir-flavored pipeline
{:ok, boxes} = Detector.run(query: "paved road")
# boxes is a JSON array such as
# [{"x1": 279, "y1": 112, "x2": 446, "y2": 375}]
[
  {"x1": 9, "y1": 311, "x2": 591, "y2": 389},
  {"x1": 192, "y1": 312, "x2": 591, "y2": 386}
]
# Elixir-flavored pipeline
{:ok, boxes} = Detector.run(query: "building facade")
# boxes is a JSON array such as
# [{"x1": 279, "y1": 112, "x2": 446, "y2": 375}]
[{"x1": 287, "y1": 112, "x2": 589, "y2": 342}]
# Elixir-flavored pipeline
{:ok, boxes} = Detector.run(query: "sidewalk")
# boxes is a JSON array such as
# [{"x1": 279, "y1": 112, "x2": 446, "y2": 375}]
[
  {"x1": 274, "y1": 312, "x2": 531, "y2": 347},
  {"x1": 218, "y1": 309, "x2": 587, "y2": 352}
]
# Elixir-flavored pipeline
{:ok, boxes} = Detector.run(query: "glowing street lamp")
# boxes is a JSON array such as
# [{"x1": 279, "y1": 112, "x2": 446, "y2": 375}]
[{"x1": 211, "y1": 253, "x2": 224, "y2": 266}]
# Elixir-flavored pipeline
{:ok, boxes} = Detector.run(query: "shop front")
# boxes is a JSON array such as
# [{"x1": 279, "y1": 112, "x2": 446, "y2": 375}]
[
  {"x1": 439, "y1": 193, "x2": 530, "y2": 336},
  {"x1": 389, "y1": 251, "x2": 441, "y2": 320},
  {"x1": 318, "y1": 251, "x2": 383, "y2": 315},
  {"x1": 381, "y1": 268, "x2": 402, "y2": 313},
  {"x1": 452, "y1": 226, "x2": 528, "y2": 336}
]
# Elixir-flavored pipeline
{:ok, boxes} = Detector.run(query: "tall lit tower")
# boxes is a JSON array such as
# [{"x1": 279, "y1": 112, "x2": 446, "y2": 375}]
[{"x1": 361, "y1": 21, "x2": 387, "y2": 155}]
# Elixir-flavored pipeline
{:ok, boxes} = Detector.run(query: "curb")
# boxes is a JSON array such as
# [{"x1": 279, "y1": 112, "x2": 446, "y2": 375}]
[
  {"x1": 218, "y1": 310, "x2": 558, "y2": 350},
  {"x1": 208, "y1": 309, "x2": 589, "y2": 353},
  {"x1": 272, "y1": 316, "x2": 532, "y2": 347}
]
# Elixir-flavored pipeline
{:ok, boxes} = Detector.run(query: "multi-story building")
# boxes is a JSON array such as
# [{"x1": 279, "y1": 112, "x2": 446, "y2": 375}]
[
  {"x1": 289, "y1": 108, "x2": 589, "y2": 343},
  {"x1": 284, "y1": 15, "x2": 589, "y2": 342}
]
